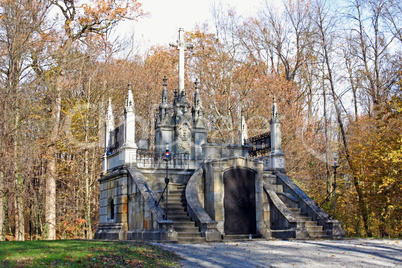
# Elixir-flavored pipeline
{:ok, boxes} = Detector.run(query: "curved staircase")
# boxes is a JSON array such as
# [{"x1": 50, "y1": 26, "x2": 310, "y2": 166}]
[
  {"x1": 161, "y1": 184, "x2": 205, "y2": 243},
  {"x1": 265, "y1": 172, "x2": 330, "y2": 239}
]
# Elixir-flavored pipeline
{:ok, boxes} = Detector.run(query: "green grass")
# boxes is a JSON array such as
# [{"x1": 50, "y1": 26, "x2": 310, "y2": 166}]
[{"x1": 0, "y1": 240, "x2": 180, "y2": 267}]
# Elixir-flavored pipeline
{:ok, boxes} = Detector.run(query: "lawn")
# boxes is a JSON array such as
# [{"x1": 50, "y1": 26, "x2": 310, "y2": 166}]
[{"x1": 0, "y1": 240, "x2": 180, "y2": 267}]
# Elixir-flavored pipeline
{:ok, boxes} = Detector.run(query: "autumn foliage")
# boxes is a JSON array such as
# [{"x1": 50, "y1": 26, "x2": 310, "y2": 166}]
[{"x1": 0, "y1": 0, "x2": 401, "y2": 241}]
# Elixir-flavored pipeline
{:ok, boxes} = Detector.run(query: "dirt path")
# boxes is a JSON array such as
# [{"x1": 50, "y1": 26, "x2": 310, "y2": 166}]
[{"x1": 155, "y1": 238, "x2": 402, "y2": 267}]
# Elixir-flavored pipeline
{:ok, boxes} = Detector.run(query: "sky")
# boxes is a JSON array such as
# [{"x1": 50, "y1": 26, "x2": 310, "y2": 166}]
[{"x1": 115, "y1": 0, "x2": 269, "y2": 52}]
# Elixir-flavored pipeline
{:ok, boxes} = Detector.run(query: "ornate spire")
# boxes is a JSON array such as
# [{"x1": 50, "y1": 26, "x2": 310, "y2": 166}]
[
  {"x1": 192, "y1": 78, "x2": 205, "y2": 127},
  {"x1": 106, "y1": 98, "x2": 114, "y2": 124},
  {"x1": 158, "y1": 76, "x2": 172, "y2": 125},
  {"x1": 269, "y1": 95, "x2": 285, "y2": 169},
  {"x1": 169, "y1": 28, "x2": 194, "y2": 95},
  {"x1": 123, "y1": 83, "x2": 137, "y2": 151},
  {"x1": 125, "y1": 83, "x2": 135, "y2": 113},
  {"x1": 161, "y1": 76, "x2": 169, "y2": 103},
  {"x1": 239, "y1": 108, "x2": 248, "y2": 145},
  {"x1": 270, "y1": 95, "x2": 281, "y2": 124},
  {"x1": 193, "y1": 78, "x2": 201, "y2": 107}
]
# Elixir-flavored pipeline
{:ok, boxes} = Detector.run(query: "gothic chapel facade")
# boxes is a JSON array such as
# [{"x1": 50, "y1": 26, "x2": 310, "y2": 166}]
[{"x1": 95, "y1": 29, "x2": 344, "y2": 242}]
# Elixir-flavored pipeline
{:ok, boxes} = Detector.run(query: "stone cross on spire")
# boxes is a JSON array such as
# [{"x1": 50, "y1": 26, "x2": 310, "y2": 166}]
[{"x1": 169, "y1": 28, "x2": 194, "y2": 95}]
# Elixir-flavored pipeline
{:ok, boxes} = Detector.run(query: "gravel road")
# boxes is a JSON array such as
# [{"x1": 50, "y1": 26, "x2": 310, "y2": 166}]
[{"x1": 155, "y1": 239, "x2": 402, "y2": 267}]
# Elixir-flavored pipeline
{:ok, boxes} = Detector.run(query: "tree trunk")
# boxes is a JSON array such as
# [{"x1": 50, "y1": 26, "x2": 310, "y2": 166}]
[
  {"x1": 84, "y1": 83, "x2": 92, "y2": 239},
  {"x1": 14, "y1": 112, "x2": 24, "y2": 241},
  {"x1": 314, "y1": 2, "x2": 373, "y2": 236},
  {"x1": 322, "y1": 63, "x2": 331, "y2": 195},
  {"x1": 45, "y1": 81, "x2": 62, "y2": 240},
  {"x1": 45, "y1": 152, "x2": 57, "y2": 240},
  {"x1": 85, "y1": 148, "x2": 92, "y2": 239},
  {"x1": 14, "y1": 193, "x2": 24, "y2": 241},
  {"x1": 0, "y1": 171, "x2": 4, "y2": 241}
]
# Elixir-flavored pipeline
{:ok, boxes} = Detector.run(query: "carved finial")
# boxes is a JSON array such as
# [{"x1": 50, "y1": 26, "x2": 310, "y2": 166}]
[
  {"x1": 193, "y1": 78, "x2": 202, "y2": 107},
  {"x1": 239, "y1": 107, "x2": 248, "y2": 145},
  {"x1": 161, "y1": 76, "x2": 169, "y2": 103},
  {"x1": 125, "y1": 85, "x2": 135, "y2": 111},
  {"x1": 271, "y1": 95, "x2": 280, "y2": 124},
  {"x1": 106, "y1": 98, "x2": 114, "y2": 122}
]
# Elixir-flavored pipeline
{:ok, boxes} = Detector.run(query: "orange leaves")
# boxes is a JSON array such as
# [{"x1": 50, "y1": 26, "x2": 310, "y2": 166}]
[
  {"x1": 79, "y1": 0, "x2": 146, "y2": 24},
  {"x1": 346, "y1": 101, "x2": 402, "y2": 236},
  {"x1": 57, "y1": 0, "x2": 147, "y2": 41},
  {"x1": 56, "y1": 215, "x2": 87, "y2": 239}
]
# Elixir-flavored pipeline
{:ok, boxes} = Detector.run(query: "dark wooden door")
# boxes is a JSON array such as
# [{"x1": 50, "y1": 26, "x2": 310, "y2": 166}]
[{"x1": 224, "y1": 168, "x2": 256, "y2": 235}]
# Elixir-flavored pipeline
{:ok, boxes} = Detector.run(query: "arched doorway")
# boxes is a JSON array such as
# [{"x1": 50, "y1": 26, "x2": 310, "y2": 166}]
[{"x1": 223, "y1": 168, "x2": 256, "y2": 235}]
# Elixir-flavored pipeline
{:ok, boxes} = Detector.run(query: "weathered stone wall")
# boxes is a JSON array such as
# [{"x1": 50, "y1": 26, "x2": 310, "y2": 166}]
[
  {"x1": 99, "y1": 169, "x2": 128, "y2": 225},
  {"x1": 95, "y1": 168, "x2": 129, "y2": 240},
  {"x1": 128, "y1": 185, "x2": 156, "y2": 230},
  {"x1": 202, "y1": 144, "x2": 250, "y2": 160}
]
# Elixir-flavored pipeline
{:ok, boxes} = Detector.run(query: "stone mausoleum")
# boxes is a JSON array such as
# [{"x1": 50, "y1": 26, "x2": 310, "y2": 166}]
[{"x1": 94, "y1": 28, "x2": 344, "y2": 243}]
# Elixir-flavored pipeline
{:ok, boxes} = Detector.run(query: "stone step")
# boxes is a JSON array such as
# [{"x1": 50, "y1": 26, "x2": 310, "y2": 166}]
[
  {"x1": 293, "y1": 212, "x2": 308, "y2": 217},
  {"x1": 294, "y1": 211, "x2": 307, "y2": 215},
  {"x1": 170, "y1": 184, "x2": 186, "y2": 190},
  {"x1": 306, "y1": 225, "x2": 323, "y2": 232},
  {"x1": 162, "y1": 202, "x2": 186, "y2": 207},
  {"x1": 178, "y1": 237, "x2": 206, "y2": 244},
  {"x1": 307, "y1": 231, "x2": 328, "y2": 238},
  {"x1": 223, "y1": 234, "x2": 252, "y2": 241},
  {"x1": 168, "y1": 195, "x2": 185, "y2": 200},
  {"x1": 173, "y1": 221, "x2": 195, "y2": 228},
  {"x1": 166, "y1": 197, "x2": 185, "y2": 202},
  {"x1": 289, "y1": 208, "x2": 301, "y2": 213},
  {"x1": 177, "y1": 231, "x2": 203, "y2": 238},
  {"x1": 168, "y1": 191, "x2": 184, "y2": 196},
  {"x1": 166, "y1": 203, "x2": 186, "y2": 208},
  {"x1": 174, "y1": 226, "x2": 200, "y2": 232},
  {"x1": 168, "y1": 211, "x2": 188, "y2": 217},
  {"x1": 281, "y1": 199, "x2": 332, "y2": 239},
  {"x1": 168, "y1": 215, "x2": 192, "y2": 221},
  {"x1": 167, "y1": 196, "x2": 185, "y2": 202},
  {"x1": 162, "y1": 208, "x2": 187, "y2": 214},
  {"x1": 305, "y1": 221, "x2": 318, "y2": 227},
  {"x1": 297, "y1": 216, "x2": 312, "y2": 221},
  {"x1": 165, "y1": 183, "x2": 205, "y2": 243},
  {"x1": 263, "y1": 174, "x2": 277, "y2": 184},
  {"x1": 167, "y1": 191, "x2": 184, "y2": 196}
]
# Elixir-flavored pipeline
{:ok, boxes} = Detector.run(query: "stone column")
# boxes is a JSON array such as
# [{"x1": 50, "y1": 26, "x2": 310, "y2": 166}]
[
  {"x1": 238, "y1": 109, "x2": 248, "y2": 145},
  {"x1": 155, "y1": 77, "x2": 174, "y2": 157},
  {"x1": 269, "y1": 97, "x2": 285, "y2": 170},
  {"x1": 192, "y1": 79, "x2": 206, "y2": 160}
]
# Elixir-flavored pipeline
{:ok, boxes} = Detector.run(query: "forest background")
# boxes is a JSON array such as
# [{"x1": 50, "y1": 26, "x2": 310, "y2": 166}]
[{"x1": 0, "y1": 0, "x2": 401, "y2": 241}]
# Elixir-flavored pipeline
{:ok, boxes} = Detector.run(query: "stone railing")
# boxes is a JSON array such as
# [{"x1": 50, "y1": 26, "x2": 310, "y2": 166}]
[
  {"x1": 274, "y1": 170, "x2": 345, "y2": 238},
  {"x1": 126, "y1": 166, "x2": 178, "y2": 242},
  {"x1": 136, "y1": 154, "x2": 200, "y2": 170},
  {"x1": 263, "y1": 183, "x2": 307, "y2": 239},
  {"x1": 185, "y1": 167, "x2": 221, "y2": 241}
]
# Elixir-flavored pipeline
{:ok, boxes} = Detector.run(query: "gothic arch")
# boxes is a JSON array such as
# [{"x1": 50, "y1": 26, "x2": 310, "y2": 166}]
[{"x1": 107, "y1": 197, "x2": 115, "y2": 221}]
